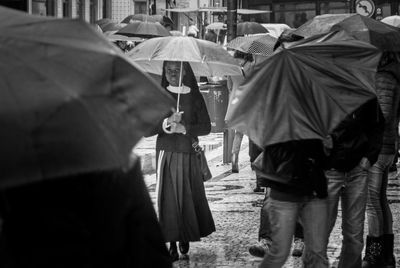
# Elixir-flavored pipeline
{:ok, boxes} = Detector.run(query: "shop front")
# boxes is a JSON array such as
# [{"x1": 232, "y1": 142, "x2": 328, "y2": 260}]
[{"x1": 241, "y1": 0, "x2": 400, "y2": 27}]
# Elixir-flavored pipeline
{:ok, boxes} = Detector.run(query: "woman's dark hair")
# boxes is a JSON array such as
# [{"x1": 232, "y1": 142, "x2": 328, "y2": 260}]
[{"x1": 161, "y1": 61, "x2": 200, "y2": 94}]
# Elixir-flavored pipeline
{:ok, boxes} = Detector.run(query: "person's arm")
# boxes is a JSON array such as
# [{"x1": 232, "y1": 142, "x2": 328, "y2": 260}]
[{"x1": 362, "y1": 98, "x2": 385, "y2": 167}]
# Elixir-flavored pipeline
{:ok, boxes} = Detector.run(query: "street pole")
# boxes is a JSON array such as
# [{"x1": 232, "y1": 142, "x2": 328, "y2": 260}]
[{"x1": 222, "y1": 0, "x2": 237, "y2": 164}]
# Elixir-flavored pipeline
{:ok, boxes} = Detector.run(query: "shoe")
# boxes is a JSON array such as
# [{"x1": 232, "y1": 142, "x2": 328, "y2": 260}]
[
  {"x1": 382, "y1": 234, "x2": 396, "y2": 268},
  {"x1": 292, "y1": 238, "x2": 305, "y2": 257},
  {"x1": 249, "y1": 238, "x2": 272, "y2": 258},
  {"x1": 253, "y1": 186, "x2": 264, "y2": 193},
  {"x1": 232, "y1": 153, "x2": 239, "y2": 173},
  {"x1": 179, "y1": 241, "x2": 189, "y2": 254},
  {"x1": 362, "y1": 235, "x2": 383, "y2": 268},
  {"x1": 169, "y1": 242, "x2": 179, "y2": 262}
]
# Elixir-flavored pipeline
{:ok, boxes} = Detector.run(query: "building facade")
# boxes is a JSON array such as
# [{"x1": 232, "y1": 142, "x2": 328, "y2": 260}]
[{"x1": 241, "y1": 0, "x2": 400, "y2": 28}]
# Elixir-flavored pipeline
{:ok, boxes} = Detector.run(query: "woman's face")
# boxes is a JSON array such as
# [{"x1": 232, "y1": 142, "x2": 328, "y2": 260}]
[{"x1": 165, "y1": 61, "x2": 186, "y2": 87}]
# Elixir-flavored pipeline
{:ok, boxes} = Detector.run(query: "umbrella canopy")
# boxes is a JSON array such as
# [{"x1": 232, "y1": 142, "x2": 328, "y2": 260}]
[
  {"x1": 127, "y1": 36, "x2": 242, "y2": 77},
  {"x1": 100, "y1": 22, "x2": 126, "y2": 32},
  {"x1": 236, "y1": 22, "x2": 269, "y2": 36},
  {"x1": 121, "y1": 14, "x2": 157, "y2": 23},
  {"x1": 291, "y1": 13, "x2": 400, "y2": 51},
  {"x1": 0, "y1": 7, "x2": 175, "y2": 189},
  {"x1": 106, "y1": 34, "x2": 144, "y2": 42},
  {"x1": 151, "y1": 15, "x2": 174, "y2": 26},
  {"x1": 206, "y1": 22, "x2": 227, "y2": 31},
  {"x1": 381, "y1": 15, "x2": 400, "y2": 28},
  {"x1": 226, "y1": 34, "x2": 277, "y2": 56},
  {"x1": 226, "y1": 36, "x2": 381, "y2": 148},
  {"x1": 95, "y1": 18, "x2": 112, "y2": 28},
  {"x1": 117, "y1": 21, "x2": 171, "y2": 38}
]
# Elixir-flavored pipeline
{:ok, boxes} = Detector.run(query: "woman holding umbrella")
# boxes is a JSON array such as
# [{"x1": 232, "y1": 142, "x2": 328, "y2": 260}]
[{"x1": 147, "y1": 61, "x2": 215, "y2": 261}]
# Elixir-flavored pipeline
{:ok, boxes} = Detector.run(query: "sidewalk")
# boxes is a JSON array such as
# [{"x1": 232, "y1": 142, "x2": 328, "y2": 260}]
[{"x1": 135, "y1": 134, "x2": 400, "y2": 267}]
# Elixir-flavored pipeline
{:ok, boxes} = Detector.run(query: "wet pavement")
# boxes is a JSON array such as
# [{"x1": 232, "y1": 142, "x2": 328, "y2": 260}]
[{"x1": 135, "y1": 135, "x2": 400, "y2": 268}]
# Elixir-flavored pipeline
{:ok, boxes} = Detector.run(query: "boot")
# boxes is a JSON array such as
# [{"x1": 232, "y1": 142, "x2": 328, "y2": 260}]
[
  {"x1": 232, "y1": 153, "x2": 239, "y2": 173},
  {"x1": 382, "y1": 234, "x2": 396, "y2": 268},
  {"x1": 169, "y1": 242, "x2": 179, "y2": 262},
  {"x1": 362, "y1": 235, "x2": 383, "y2": 268},
  {"x1": 179, "y1": 241, "x2": 190, "y2": 255}
]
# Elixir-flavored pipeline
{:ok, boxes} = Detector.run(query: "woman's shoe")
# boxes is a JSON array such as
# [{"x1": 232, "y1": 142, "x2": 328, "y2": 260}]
[
  {"x1": 179, "y1": 241, "x2": 190, "y2": 254},
  {"x1": 169, "y1": 242, "x2": 179, "y2": 262}
]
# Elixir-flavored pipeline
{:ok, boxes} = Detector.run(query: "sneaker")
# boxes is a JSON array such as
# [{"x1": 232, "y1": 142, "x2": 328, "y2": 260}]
[
  {"x1": 249, "y1": 238, "x2": 272, "y2": 258},
  {"x1": 292, "y1": 238, "x2": 305, "y2": 257}
]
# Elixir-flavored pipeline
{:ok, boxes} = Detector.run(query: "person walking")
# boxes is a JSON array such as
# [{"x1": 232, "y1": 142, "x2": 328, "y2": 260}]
[
  {"x1": 148, "y1": 61, "x2": 216, "y2": 261},
  {"x1": 227, "y1": 51, "x2": 268, "y2": 192},
  {"x1": 323, "y1": 98, "x2": 384, "y2": 268},
  {"x1": 254, "y1": 139, "x2": 331, "y2": 268},
  {"x1": 363, "y1": 52, "x2": 400, "y2": 268}
]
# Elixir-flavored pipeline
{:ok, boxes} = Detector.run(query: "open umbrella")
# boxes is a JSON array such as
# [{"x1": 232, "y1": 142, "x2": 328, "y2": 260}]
[
  {"x1": 236, "y1": 22, "x2": 269, "y2": 36},
  {"x1": 121, "y1": 14, "x2": 157, "y2": 23},
  {"x1": 226, "y1": 34, "x2": 277, "y2": 56},
  {"x1": 0, "y1": 6, "x2": 175, "y2": 189},
  {"x1": 128, "y1": 36, "x2": 242, "y2": 110},
  {"x1": 206, "y1": 22, "x2": 227, "y2": 31},
  {"x1": 226, "y1": 35, "x2": 381, "y2": 148},
  {"x1": 291, "y1": 13, "x2": 400, "y2": 51},
  {"x1": 116, "y1": 21, "x2": 171, "y2": 38},
  {"x1": 381, "y1": 15, "x2": 400, "y2": 28}
]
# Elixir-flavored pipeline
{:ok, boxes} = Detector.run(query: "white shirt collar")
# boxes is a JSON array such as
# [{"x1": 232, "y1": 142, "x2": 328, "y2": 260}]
[{"x1": 167, "y1": 85, "x2": 191, "y2": 94}]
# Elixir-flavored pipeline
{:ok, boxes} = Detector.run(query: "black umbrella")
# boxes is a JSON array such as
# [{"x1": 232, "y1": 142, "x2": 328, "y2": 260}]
[
  {"x1": 117, "y1": 21, "x2": 171, "y2": 38},
  {"x1": 226, "y1": 35, "x2": 381, "y2": 148},
  {"x1": 237, "y1": 22, "x2": 269, "y2": 36}
]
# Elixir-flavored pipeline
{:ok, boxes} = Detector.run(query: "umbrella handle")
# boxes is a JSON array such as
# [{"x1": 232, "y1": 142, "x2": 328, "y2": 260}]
[{"x1": 176, "y1": 61, "x2": 184, "y2": 112}]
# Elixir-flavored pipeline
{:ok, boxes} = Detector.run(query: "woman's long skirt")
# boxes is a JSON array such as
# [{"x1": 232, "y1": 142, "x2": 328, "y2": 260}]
[{"x1": 156, "y1": 150, "x2": 215, "y2": 242}]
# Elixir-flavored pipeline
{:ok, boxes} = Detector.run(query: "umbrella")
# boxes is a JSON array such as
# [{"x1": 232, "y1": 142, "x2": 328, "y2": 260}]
[
  {"x1": 226, "y1": 34, "x2": 277, "y2": 56},
  {"x1": 291, "y1": 13, "x2": 400, "y2": 51},
  {"x1": 106, "y1": 34, "x2": 145, "y2": 42},
  {"x1": 101, "y1": 22, "x2": 126, "y2": 32},
  {"x1": 0, "y1": 6, "x2": 175, "y2": 189},
  {"x1": 169, "y1": 30, "x2": 183, "y2": 36},
  {"x1": 121, "y1": 14, "x2": 157, "y2": 23},
  {"x1": 381, "y1": 15, "x2": 400, "y2": 28},
  {"x1": 152, "y1": 15, "x2": 174, "y2": 26},
  {"x1": 128, "y1": 36, "x2": 242, "y2": 110},
  {"x1": 95, "y1": 18, "x2": 112, "y2": 28},
  {"x1": 116, "y1": 21, "x2": 171, "y2": 38},
  {"x1": 226, "y1": 35, "x2": 381, "y2": 148},
  {"x1": 206, "y1": 22, "x2": 227, "y2": 31},
  {"x1": 236, "y1": 22, "x2": 269, "y2": 36}
]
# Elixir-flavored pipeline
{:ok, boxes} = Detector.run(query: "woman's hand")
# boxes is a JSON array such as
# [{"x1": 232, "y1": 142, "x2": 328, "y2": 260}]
[
  {"x1": 171, "y1": 122, "x2": 186, "y2": 134},
  {"x1": 167, "y1": 111, "x2": 184, "y2": 124}
]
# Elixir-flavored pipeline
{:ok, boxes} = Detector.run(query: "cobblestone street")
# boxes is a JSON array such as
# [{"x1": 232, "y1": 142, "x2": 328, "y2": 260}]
[{"x1": 137, "y1": 136, "x2": 400, "y2": 268}]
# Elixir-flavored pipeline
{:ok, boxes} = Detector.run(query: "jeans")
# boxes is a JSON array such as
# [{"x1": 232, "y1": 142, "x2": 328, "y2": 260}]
[
  {"x1": 367, "y1": 154, "x2": 394, "y2": 236},
  {"x1": 325, "y1": 165, "x2": 368, "y2": 268},
  {"x1": 259, "y1": 189, "x2": 304, "y2": 240},
  {"x1": 259, "y1": 197, "x2": 329, "y2": 268}
]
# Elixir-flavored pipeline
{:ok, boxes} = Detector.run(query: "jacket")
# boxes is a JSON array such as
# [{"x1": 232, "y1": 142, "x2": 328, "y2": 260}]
[
  {"x1": 253, "y1": 139, "x2": 328, "y2": 199},
  {"x1": 375, "y1": 64, "x2": 400, "y2": 155},
  {"x1": 324, "y1": 98, "x2": 384, "y2": 172}
]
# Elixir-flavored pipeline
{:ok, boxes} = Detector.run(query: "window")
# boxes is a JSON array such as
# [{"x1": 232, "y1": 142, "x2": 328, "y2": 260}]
[
  {"x1": 90, "y1": 0, "x2": 97, "y2": 23},
  {"x1": 135, "y1": 1, "x2": 147, "y2": 14},
  {"x1": 63, "y1": 0, "x2": 70, "y2": 17},
  {"x1": 320, "y1": 1, "x2": 350, "y2": 15},
  {"x1": 274, "y1": 2, "x2": 316, "y2": 28},
  {"x1": 32, "y1": 0, "x2": 54, "y2": 16}
]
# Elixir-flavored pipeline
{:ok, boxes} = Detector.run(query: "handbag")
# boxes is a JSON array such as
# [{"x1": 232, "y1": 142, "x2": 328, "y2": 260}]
[{"x1": 191, "y1": 138, "x2": 213, "y2": 181}]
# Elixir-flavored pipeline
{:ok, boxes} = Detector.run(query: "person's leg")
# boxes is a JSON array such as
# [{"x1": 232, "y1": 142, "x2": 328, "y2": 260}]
[
  {"x1": 249, "y1": 140, "x2": 264, "y2": 192},
  {"x1": 380, "y1": 154, "x2": 396, "y2": 267},
  {"x1": 324, "y1": 169, "x2": 344, "y2": 239},
  {"x1": 339, "y1": 166, "x2": 368, "y2": 268},
  {"x1": 300, "y1": 198, "x2": 329, "y2": 268},
  {"x1": 231, "y1": 131, "x2": 244, "y2": 173},
  {"x1": 250, "y1": 189, "x2": 272, "y2": 258},
  {"x1": 259, "y1": 198, "x2": 298, "y2": 268}
]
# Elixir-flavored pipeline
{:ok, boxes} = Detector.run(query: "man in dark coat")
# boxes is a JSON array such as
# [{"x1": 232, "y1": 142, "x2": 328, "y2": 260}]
[
  {"x1": 323, "y1": 98, "x2": 384, "y2": 268},
  {"x1": 0, "y1": 156, "x2": 172, "y2": 268}
]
